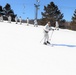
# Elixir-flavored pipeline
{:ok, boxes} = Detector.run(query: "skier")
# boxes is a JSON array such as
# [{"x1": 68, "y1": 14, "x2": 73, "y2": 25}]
[
  {"x1": 55, "y1": 21, "x2": 59, "y2": 30},
  {"x1": 43, "y1": 21, "x2": 54, "y2": 45},
  {"x1": 27, "y1": 17, "x2": 29, "y2": 26},
  {"x1": 0, "y1": 15, "x2": 3, "y2": 22},
  {"x1": 15, "y1": 16, "x2": 18, "y2": 24},
  {"x1": 19, "y1": 16, "x2": 22, "y2": 25},
  {"x1": 34, "y1": 19, "x2": 38, "y2": 27},
  {"x1": 8, "y1": 15, "x2": 11, "y2": 23}
]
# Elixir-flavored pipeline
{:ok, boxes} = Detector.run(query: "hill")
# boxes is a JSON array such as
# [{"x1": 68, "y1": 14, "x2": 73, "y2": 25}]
[{"x1": 0, "y1": 21, "x2": 76, "y2": 75}]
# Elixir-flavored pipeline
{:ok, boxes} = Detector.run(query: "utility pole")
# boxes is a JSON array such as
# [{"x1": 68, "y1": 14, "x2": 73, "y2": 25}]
[{"x1": 34, "y1": 0, "x2": 40, "y2": 24}]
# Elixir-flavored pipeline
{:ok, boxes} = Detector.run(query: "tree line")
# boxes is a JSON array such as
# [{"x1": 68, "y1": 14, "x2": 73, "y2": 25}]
[{"x1": 0, "y1": 2, "x2": 76, "y2": 30}]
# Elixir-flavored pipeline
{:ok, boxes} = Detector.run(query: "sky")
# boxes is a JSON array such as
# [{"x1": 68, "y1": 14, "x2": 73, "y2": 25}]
[{"x1": 0, "y1": 0, "x2": 76, "y2": 21}]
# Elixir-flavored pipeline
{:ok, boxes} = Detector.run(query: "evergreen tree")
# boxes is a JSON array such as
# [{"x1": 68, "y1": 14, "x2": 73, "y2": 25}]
[
  {"x1": 70, "y1": 9, "x2": 76, "y2": 30},
  {"x1": 72, "y1": 9, "x2": 76, "y2": 22},
  {"x1": 2, "y1": 3, "x2": 16, "y2": 21},
  {"x1": 0, "y1": 5, "x2": 3, "y2": 11},
  {"x1": 0, "y1": 5, "x2": 6, "y2": 15},
  {"x1": 3, "y1": 3, "x2": 14, "y2": 15},
  {"x1": 41, "y1": 2, "x2": 64, "y2": 26},
  {"x1": 4, "y1": 3, "x2": 11, "y2": 11}
]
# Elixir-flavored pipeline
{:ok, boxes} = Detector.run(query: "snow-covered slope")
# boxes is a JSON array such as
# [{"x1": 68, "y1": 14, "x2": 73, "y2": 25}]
[{"x1": 0, "y1": 21, "x2": 76, "y2": 75}]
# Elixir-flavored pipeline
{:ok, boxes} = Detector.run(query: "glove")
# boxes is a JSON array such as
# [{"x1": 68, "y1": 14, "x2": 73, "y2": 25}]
[
  {"x1": 49, "y1": 28, "x2": 52, "y2": 31},
  {"x1": 44, "y1": 30, "x2": 48, "y2": 33}
]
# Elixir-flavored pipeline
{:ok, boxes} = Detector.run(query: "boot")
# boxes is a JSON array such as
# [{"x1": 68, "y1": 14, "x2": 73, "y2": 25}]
[
  {"x1": 43, "y1": 42, "x2": 47, "y2": 45},
  {"x1": 47, "y1": 41, "x2": 50, "y2": 44}
]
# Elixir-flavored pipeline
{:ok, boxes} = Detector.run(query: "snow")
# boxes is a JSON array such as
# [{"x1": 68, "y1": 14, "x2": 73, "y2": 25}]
[{"x1": 0, "y1": 21, "x2": 76, "y2": 75}]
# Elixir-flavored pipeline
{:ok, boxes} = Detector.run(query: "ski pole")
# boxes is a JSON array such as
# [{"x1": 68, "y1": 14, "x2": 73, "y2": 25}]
[
  {"x1": 40, "y1": 37, "x2": 44, "y2": 43},
  {"x1": 49, "y1": 30, "x2": 54, "y2": 41}
]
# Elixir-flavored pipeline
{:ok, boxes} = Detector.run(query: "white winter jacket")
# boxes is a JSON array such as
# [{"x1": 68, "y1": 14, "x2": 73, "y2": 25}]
[{"x1": 44, "y1": 24, "x2": 52, "y2": 33}]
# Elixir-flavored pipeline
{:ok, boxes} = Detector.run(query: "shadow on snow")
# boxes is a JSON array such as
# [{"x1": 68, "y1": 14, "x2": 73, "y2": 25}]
[{"x1": 52, "y1": 44, "x2": 76, "y2": 48}]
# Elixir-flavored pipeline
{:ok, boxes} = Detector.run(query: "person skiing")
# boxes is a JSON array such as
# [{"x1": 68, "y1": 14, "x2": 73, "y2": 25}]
[
  {"x1": 55, "y1": 21, "x2": 59, "y2": 30},
  {"x1": 43, "y1": 21, "x2": 54, "y2": 45},
  {"x1": 27, "y1": 17, "x2": 29, "y2": 26},
  {"x1": 8, "y1": 15, "x2": 11, "y2": 23},
  {"x1": 34, "y1": 19, "x2": 38, "y2": 27},
  {"x1": 0, "y1": 15, "x2": 3, "y2": 22},
  {"x1": 15, "y1": 16, "x2": 18, "y2": 24},
  {"x1": 19, "y1": 16, "x2": 22, "y2": 25}
]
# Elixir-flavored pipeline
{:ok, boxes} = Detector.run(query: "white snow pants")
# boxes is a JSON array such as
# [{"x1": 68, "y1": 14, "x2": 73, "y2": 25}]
[
  {"x1": 27, "y1": 22, "x2": 29, "y2": 26},
  {"x1": 0, "y1": 16, "x2": 3, "y2": 22},
  {"x1": 15, "y1": 19, "x2": 18, "y2": 24},
  {"x1": 44, "y1": 31, "x2": 49, "y2": 43},
  {"x1": 20, "y1": 21, "x2": 22, "y2": 25},
  {"x1": 8, "y1": 19, "x2": 11, "y2": 23}
]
